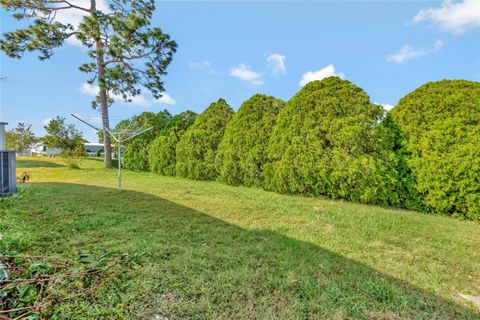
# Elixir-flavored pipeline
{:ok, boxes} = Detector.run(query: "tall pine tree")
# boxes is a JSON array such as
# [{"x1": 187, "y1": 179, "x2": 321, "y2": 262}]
[{"x1": 1, "y1": 0, "x2": 177, "y2": 168}]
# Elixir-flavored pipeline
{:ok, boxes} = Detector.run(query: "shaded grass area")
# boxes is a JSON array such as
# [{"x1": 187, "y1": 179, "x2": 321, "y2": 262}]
[
  {"x1": 16, "y1": 158, "x2": 66, "y2": 168},
  {"x1": 4, "y1": 157, "x2": 480, "y2": 319}
]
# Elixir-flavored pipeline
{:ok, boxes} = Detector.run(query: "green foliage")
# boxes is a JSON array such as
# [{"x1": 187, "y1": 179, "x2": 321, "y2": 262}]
[
  {"x1": 5, "y1": 122, "x2": 37, "y2": 152},
  {"x1": 123, "y1": 139, "x2": 151, "y2": 172},
  {"x1": 149, "y1": 111, "x2": 197, "y2": 176},
  {"x1": 175, "y1": 99, "x2": 234, "y2": 180},
  {"x1": 0, "y1": 18, "x2": 72, "y2": 60},
  {"x1": 97, "y1": 130, "x2": 104, "y2": 144},
  {"x1": 216, "y1": 94, "x2": 285, "y2": 187},
  {"x1": 76, "y1": 4, "x2": 177, "y2": 109},
  {"x1": 264, "y1": 77, "x2": 385, "y2": 203},
  {"x1": 43, "y1": 117, "x2": 85, "y2": 151},
  {"x1": 122, "y1": 110, "x2": 171, "y2": 172},
  {"x1": 390, "y1": 79, "x2": 480, "y2": 221},
  {"x1": 61, "y1": 146, "x2": 86, "y2": 169},
  {"x1": 371, "y1": 114, "x2": 425, "y2": 210},
  {"x1": 43, "y1": 117, "x2": 85, "y2": 168}
]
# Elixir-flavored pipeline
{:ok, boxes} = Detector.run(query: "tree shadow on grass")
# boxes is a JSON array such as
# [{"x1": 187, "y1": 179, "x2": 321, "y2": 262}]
[
  {"x1": 16, "y1": 158, "x2": 65, "y2": 168},
  {"x1": 21, "y1": 183, "x2": 480, "y2": 319},
  {"x1": 84, "y1": 157, "x2": 104, "y2": 162}
]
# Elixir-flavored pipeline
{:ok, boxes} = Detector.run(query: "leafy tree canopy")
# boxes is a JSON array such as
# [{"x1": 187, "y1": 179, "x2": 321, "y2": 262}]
[
  {"x1": 216, "y1": 94, "x2": 285, "y2": 187},
  {"x1": 5, "y1": 122, "x2": 38, "y2": 152},
  {"x1": 390, "y1": 79, "x2": 480, "y2": 221},
  {"x1": 175, "y1": 99, "x2": 234, "y2": 180},
  {"x1": 43, "y1": 116, "x2": 85, "y2": 151}
]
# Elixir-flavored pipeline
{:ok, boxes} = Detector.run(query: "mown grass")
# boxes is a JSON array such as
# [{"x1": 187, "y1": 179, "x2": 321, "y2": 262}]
[{"x1": 2, "y1": 156, "x2": 479, "y2": 319}]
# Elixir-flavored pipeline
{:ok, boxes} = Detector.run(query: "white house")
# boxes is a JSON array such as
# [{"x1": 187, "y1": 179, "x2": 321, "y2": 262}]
[
  {"x1": 84, "y1": 143, "x2": 105, "y2": 156},
  {"x1": 17, "y1": 149, "x2": 33, "y2": 156},
  {"x1": 30, "y1": 142, "x2": 107, "y2": 157},
  {"x1": 31, "y1": 143, "x2": 62, "y2": 157}
]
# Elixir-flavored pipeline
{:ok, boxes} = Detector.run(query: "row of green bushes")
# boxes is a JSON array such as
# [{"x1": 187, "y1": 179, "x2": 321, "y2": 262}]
[{"x1": 120, "y1": 78, "x2": 479, "y2": 221}]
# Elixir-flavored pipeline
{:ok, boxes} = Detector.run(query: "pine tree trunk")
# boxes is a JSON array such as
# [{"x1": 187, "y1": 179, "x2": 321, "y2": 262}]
[
  {"x1": 91, "y1": 0, "x2": 112, "y2": 168},
  {"x1": 95, "y1": 41, "x2": 113, "y2": 169}
]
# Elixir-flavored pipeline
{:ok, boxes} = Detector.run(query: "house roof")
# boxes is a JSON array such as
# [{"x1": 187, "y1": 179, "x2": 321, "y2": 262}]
[{"x1": 84, "y1": 143, "x2": 104, "y2": 147}]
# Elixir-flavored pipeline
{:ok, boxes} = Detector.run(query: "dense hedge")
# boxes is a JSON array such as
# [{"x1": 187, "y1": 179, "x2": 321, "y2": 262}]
[
  {"x1": 122, "y1": 110, "x2": 171, "y2": 172},
  {"x1": 263, "y1": 77, "x2": 390, "y2": 203},
  {"x1": 117, "y1": 77, "x2": 479, "y2": 222},
  {"x1": 149, "y1": 111, "x2": 197, "y2": 176},
  {"x1": 390, "y1": 80, "x2": 480, "y2": 221},
  {"x1": 370, "y1": 114, "x2": 424, "y2": 210},
  {"x1": 216, "y1": 94, "x2": 285, "y2": 187},
  {"x1": 175, "y1": 99, "x2": 234, "y2": 180}
]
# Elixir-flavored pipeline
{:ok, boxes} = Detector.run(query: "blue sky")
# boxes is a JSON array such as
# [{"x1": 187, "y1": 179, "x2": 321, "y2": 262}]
[{"x1": 1, "y1": 0, "x2": 479, "y2": 142}]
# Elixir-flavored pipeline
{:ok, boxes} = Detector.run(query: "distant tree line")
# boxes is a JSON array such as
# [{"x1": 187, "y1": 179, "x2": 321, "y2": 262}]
[
  {"x1": 100, "y1": 78, "x2": 480, "y2": 221},
  {"x1": 7, "y1": 117, "x2": 86, "y2": 168},
  {"x1": 5, "y1": 123, "x2": 38, "y2": 153}
]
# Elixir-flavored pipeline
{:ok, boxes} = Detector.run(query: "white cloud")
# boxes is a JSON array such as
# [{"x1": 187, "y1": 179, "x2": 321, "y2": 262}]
[
  {"x1": 70, "y1": 113, "x2": 103, "y2": 128},
  {"x1": 89, "y1": 116, "x2": 103, "y2": 125},
  {"x1": 382, "y1": 104, "x2": 395, "y2": 111},
  {"x1": 230, "y1": 64, "x2": 264, "y2": 85},
  {"x1": 188, "y1": 60, "x2": 217, "y2": 74},
  {"x1": 412, "y1": 0, "x2": 480, "y2": 35},
  {"x1": 124, "y1": 94, "x2": 150, "y2": 107},
  {"x1": 376, "y1": 103, "x2": 395, "y2": 111},
  {"x1": 266, "y1": 53, "x2": 286, "y2": 76},
  {"x1": 157, "y1": 93, "x2": 176, "y2": 106},
  {"x1": 79, "y1": 83, "x2": 176, "y2": 107},
  {"x1": 79, "y1": 83, "x2": 99, "y2": 95},
  {"x1": 41, "y1": 118, "x2": 52, "y2": 126},
  {"x1": 386, "y1": 40, "x2": 443, "y2": 63},
  {"x1": 299, "y1": 64, "x2": 345, "y2": 86}
]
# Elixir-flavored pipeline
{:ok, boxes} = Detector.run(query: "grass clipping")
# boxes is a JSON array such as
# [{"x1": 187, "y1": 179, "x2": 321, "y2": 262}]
[{"x1": 0, "y1": 252, "x2": 141, "y2": 319}]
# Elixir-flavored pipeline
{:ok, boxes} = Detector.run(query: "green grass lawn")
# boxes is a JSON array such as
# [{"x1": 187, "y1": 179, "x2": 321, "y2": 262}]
[{"x1": 2, "y1": 157, "x2": 480, "y2": 319}]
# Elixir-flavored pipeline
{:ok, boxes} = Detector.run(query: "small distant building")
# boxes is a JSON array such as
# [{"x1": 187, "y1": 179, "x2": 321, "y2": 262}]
[
  {"x1": 29, "y1": 142, "x2": 108, "y2": 157},
  {"x1": 31, "y1": 143, "x2": 62, "y2": 157},
  {"x1": 84, "y1": 143, "x2": 105, "y2": 156},
  {"x1": 17, "y1": 149, "x2": 33, "y2": 156}
]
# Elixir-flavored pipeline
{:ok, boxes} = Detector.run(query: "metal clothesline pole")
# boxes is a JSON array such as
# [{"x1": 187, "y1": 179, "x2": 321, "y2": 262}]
[
  {"x1": 71, "y1": 114, "x2": 152, "y2": 192},
  {"x1": 118, "y1": 143, "x2": 122, "y2": 192}
]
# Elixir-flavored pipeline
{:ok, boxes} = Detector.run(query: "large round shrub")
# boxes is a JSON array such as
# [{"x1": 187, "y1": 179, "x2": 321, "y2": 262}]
[
  {"x1": 264, "y1": 77, "x2": 385, "y2": 203},
  {"x1": 390, "y1": 80, "x2": 480, "y2": 220},
  {"x1": 122, "y1": 110, "x2": 171, "y2": 172},
  {"x1": 175, "y1": 99, "x2": 234, "y2": 180},
  {"x1": 149, "y1": 111, "x2": 197, "y2": 176},
  {"x1": 216, "y1": 94, "x2": 285, "y2": 187}
]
